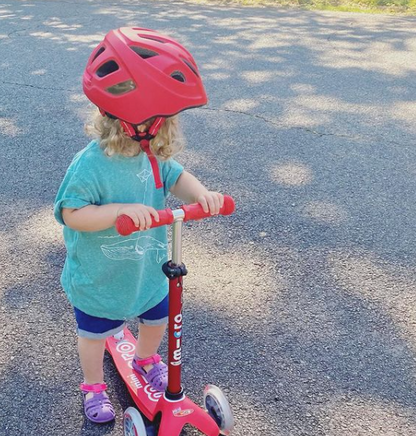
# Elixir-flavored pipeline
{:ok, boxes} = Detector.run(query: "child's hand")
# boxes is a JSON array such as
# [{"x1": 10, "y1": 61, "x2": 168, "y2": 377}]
[
  {"x1": 117, "y1": 204, "x2": 160, "y2": 230},
  {"x1": 197, "y1": 192, "x2": 224, "y2": 215}
]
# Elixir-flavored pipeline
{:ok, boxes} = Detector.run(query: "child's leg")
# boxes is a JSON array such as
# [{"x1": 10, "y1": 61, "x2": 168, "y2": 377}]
[
  {"x1": 74, "y1": 306, "x2": 124, "y2": 383},
  {"x1": 73, "y1": 307, "x2": 122, "y2": 423},
  {"x1": 135, "y1": 295, "x2": 169, "y2": 367},
  {"x1": 77, "y1": 336, "x2": 116, "y2": 423},
  {"x1": 133, "y1": 296, "x2": 169, "y2": 391},
  {"x1": 135, "y1": 323, "x2": 167, "y2": 371},
  {"x1": 78, "y1": 336, "x2": 106, "y2": 384}
]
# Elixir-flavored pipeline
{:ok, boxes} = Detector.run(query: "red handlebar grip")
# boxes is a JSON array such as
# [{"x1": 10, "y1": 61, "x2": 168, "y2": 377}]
[
  {"x1": 182, "y1": 195, "x2": 235, "y2": 221},
  {"x1": 116, "y1": 209, "x2": 174, "y2": 236},
  {"x1": 115, "y1": 196, "x2": 235, "y2": 236}
]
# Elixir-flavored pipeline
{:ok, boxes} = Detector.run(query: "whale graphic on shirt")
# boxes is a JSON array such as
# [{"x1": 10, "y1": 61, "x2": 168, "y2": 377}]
[{"x1": 101, "y1": 236, "x2": 167, "y2": 263}]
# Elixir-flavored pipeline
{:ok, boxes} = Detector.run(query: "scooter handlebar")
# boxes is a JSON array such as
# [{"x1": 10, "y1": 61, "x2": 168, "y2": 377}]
[{"x1": 116, "y1": 195, "x2": 235, "y2": 236}]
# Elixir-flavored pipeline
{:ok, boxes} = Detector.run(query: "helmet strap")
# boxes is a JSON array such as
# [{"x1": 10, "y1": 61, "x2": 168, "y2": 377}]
[{"x1": 119, "y1": 117, "x2": 166, "y2": 190}]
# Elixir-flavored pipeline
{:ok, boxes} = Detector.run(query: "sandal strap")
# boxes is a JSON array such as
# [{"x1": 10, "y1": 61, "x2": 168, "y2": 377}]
[
  {"x1": 80, "y1": 382, "x2": 107, "y2": 393},
  {"x1": 134, "y1": 354, "x2": 161, "y2": 367},
  {"x1": 82, "y1": 389, "x2": 115, "y2": 423}
]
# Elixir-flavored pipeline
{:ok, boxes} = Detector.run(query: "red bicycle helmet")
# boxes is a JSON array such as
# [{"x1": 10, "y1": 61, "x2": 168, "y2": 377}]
[{"x1": 83, "y1": 27, "x2": 207, "y2": 126}]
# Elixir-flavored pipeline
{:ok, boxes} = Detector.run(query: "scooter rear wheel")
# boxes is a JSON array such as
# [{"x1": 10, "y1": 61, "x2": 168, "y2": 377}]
[
  {"x1": 123, "y1": 407, "x2": 146, "y2": 436},
  {"x1": 203, "y1": 384, "x2": 234, "y2": 435}
]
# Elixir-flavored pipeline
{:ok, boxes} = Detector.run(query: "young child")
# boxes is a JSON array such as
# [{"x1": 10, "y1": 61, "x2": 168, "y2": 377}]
[{"x1": 54, "y1": 27, "x2": 223, "y2": 424}]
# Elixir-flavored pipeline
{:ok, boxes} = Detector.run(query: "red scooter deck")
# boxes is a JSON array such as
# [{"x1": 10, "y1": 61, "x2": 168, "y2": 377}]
[{"x1": 105, "y1": 327, "x2": 163, "y2": 421}]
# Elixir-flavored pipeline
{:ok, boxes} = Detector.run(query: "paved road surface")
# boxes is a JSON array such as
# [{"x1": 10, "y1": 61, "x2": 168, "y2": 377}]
[{"x1": 0, "y1": 0, "x2": 416, "y2": 435}]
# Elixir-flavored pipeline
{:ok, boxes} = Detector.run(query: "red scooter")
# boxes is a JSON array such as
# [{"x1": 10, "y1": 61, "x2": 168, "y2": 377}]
[{"x1": 105, "y1": 195, "x2": 236, "y2": 436}]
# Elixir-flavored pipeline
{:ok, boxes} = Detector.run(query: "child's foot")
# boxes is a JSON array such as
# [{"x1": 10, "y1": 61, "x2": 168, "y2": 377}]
[
  {"x1": 80, "y1": 383, "x2": 115, "y2": 423},
  {"x1": 132, "y1": 354, "x2": 168, "y2": 392}
]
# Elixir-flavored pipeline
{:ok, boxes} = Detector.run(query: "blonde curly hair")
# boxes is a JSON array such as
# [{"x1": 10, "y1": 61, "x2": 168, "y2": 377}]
[{"x1": 85, "y1": 109, "x2": 185, "y2": 159}]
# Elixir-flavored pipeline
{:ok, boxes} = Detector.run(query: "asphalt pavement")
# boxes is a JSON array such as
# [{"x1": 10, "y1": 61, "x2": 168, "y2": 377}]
[{"x1": 1, "y1": 0, "x2": 416, "y2": 435}]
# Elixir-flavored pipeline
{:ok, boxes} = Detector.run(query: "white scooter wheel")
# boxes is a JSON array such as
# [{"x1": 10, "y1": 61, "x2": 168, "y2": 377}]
[
  {"x1": 123, "y1": 407, "x2": 147, "y2": 436},
  {"x1": 203, "y1": 384, "x2": 234, "y2": 435}
]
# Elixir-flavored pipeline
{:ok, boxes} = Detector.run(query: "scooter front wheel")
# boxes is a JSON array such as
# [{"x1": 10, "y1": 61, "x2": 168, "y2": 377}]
[
  {"x1": 203, "y1": 384, "x2": 234, "y2": 435},
  {"x1": 123, "y1": 407, "x2": 147, "y2": 436}
]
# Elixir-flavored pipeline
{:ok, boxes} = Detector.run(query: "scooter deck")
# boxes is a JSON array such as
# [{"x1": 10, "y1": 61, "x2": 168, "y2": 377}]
[{"x1": 105, "y1": 327, "x2": 163, "y2": 420}]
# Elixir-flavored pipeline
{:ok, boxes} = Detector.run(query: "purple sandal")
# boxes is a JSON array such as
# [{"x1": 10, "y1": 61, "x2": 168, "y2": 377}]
[
  {"x1": 80, "y1": 383, "x2": 115, "y2": 424},
  {"x1": 132, "y1": 354, "x2": 168, "y2": 392}
]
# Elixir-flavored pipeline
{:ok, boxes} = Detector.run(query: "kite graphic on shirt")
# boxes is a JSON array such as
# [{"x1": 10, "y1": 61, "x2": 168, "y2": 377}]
[{"x1": 137, "y1": 169, "x2": 152, "y2": 200}]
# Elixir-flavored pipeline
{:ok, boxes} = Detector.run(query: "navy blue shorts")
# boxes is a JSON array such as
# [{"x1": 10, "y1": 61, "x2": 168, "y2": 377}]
[{"x1": 74, "y1": 295, "x2": 169, "y2": 339}]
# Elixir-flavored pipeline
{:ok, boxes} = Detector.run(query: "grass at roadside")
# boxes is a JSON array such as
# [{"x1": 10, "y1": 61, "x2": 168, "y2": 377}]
[{"x1": 191, "y1": 0, "x2": 416, "y2": 15}]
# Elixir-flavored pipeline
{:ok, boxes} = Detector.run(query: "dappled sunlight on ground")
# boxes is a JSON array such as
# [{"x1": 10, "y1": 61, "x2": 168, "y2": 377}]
[
  {"x1": 68, "y1": 93, "x2": 88, "y2": 103},
  {"x1": 241, "y1": 70, "x2": 276, "y2": 84},
  {"x1": 279, "y1": 94, "x2": 375, "y2": 130},
  {"x1": 182, "y1": 238, "x2": 283, "y2": 320},
  {"x1": 316, "y1": 395, "x2": 416, "y2": 435},
  {"x1": 1, "y1": 0, "x2": 414, "y2": 142},
  {"x1": 389, "y1": 101, "x2": 416, "y2": 133},
  {"x1": 328, "y1": 250, "x2": 416, "y2": 349},
  {"x1": 300, "y1": 201, "x2": 349, "y2": 224},
  {"x1": 43, "y1": 17, "x2": 83, "y2": 31},
  {"x1": 0, "y1": 206, "x2": 62, "y2": 290},
  {"x1": 30, "y1": 69, "x2": 47, "y2": 76},
  {"x1": 18, "y1": 206, "x2": 62, "y2": 248},
  {"x1": 290, "y1": 83, "x2": 317, "y2": 94},
  {"x1": 222, "y1": 98, "x2": 260, "y2": 111},
  {"x1": 0, "y1": 117, "x2": 23, "y2": 137},
  {"x1": 270, "y1": 161, "x2": 314, "y2": 186},
  {"x1": 205, "y1": 71, "x2": 232, "y2": 80},
  {"x1": 319, "y1": 38, "x2": 416, "y2": 77},
  {"x1": 30, "y1": 31, "x2": 103, "y2": 46},
  {"x1": 0, "y1": 10, "x2": 16, "y2": 19},
  {"x1": 0, "y1": 204, "x2": 67, "y2": 382}
]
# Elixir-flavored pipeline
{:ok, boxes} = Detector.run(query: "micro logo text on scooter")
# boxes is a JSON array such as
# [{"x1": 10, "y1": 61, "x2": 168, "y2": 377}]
[{"x1": 171, "y1": 313, "x2": 182, "y2": 366}]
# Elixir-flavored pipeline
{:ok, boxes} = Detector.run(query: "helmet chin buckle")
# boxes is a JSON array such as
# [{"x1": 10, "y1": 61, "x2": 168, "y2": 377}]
[
  {"x1": 119, "y1": 117, "x2": 165, "y2": 142},
  {"x1": 120, "y1": 120, "x2": 139, "y2": 138}
]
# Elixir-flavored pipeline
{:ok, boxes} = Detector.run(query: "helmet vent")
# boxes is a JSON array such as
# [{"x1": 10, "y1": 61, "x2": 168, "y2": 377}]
[
  {"x1": 182, "y1": 58, "x2": 199, "y2": 77},
  {"x1": 130, "y1": 46, "x2": 159, "y2": 59},
  {"x1": 170, "y1": 71, "x2": 186, "y2": 83},
  {"x1": 92, "y1": 46, "x2": 105, "y2": 62},
  {"x1": 139, "y1": 35, "x2": 166, "y2": 44},
  {"x1": 106, "y1": 80, "x2": 136, "y2": 95},
  {"x1": 96, "y1": 61, "x2": 119, "y2": 78}
]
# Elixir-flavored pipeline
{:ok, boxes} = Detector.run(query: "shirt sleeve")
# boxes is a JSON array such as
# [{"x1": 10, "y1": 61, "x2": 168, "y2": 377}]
[
  {"x1": 54, "y1": 169, "x2": 98, "y2": 225},
  {"x1": 161, "y1": 158, "x2": 184, "y2": 197}
]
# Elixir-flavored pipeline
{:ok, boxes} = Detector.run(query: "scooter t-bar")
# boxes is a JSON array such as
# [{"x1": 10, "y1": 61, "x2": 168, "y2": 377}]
[{"x1": 115, "y1": 195, "x2": 235, "y2": 237}]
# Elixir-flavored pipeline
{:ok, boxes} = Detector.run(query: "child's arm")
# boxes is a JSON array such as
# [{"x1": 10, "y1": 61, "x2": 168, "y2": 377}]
[
  {"x1": 170, "y1": 171, "x2": 224, "y2": 215},
  {"x1": 62, "y1": 203, "x2": 159, "y2": 232},
  {"x1": 62, "y1": 171, "x2": 220, "y2": 231}
]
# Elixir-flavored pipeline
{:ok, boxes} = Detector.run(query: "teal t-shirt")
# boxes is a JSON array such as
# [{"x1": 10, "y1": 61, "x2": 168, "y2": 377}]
[{"x1": 54, "y1": 140, "x2": 183, "y2": 320}]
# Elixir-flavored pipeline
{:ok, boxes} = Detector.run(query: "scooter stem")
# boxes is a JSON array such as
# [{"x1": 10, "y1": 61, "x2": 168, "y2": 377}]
[
  {"x1": 172, "y1": 209, "x2": 185, "y2": 265},
  {"x1": 163, "y1": 209, "x2": 187, "y2": 398}
]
